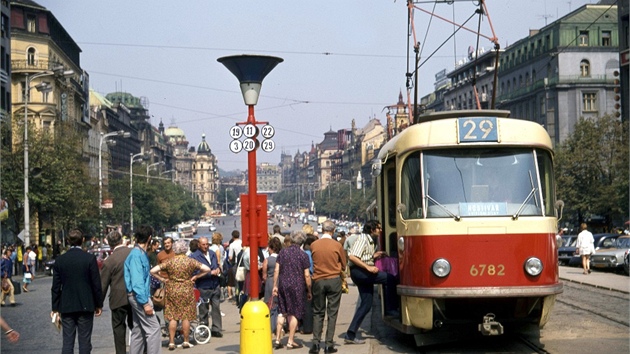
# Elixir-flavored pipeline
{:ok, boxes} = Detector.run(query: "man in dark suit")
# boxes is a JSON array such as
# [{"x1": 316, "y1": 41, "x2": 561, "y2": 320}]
[
  {"x1": 101, "y1": 230, "x2": 133, "y2": 354},
  {"x1": 51, "y1": 229, "x2": 103, "y2": 354}
]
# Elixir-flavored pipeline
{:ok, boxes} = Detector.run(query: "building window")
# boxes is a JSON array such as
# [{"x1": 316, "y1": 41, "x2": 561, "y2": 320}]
[
  {"x1": 27, "y1": 48, "x2": 36, "y2": 66},
  {"x1": 601, "y1": 31, "x2": 611, "y2": 46},
  {"x1": 578, "y1": 31, "x2": 589, "y2": 46},
  {"x1": 26, "y1": 15, "x2": 36, "y2": 33},
  {"x1": 580, "y1": 60, "x2": 590, "y2": 77},
  {"x1": 582, "y1": 92, "x2": 597, "y2": 112}
]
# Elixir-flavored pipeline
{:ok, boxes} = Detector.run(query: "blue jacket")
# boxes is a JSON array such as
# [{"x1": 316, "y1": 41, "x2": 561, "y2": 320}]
[
  {"x1": 189, "y1": 249, "x2": 219, "y2": 290},
  {"x1": 1, "y1": 257, "x2": 12, "y2": 278},
  {"x1": 124, "y1": 246, "x2": 151, "y2": 305}
]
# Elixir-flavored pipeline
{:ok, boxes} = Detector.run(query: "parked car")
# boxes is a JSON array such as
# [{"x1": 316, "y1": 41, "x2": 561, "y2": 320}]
[
  {"x1": 624, "y1": 249, "x2": 629, "y2": 276},
  {"x1": 568, "y1": 233, "x2": 620, "y2": 266},
  {"x1": 590, "y1": 235, "x2": 630, "y2": 272},
  {"x1": 558, "y1": 235, "x2": 578, "y2": 265}
]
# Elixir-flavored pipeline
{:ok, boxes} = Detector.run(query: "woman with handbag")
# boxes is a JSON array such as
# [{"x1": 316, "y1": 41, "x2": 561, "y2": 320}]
[
  {"x1": 22, "y1": 246, "x2": 34, "y2": 292},
  {"x1": 150, "y1": 240, "x2": 210, "y2": 350}
]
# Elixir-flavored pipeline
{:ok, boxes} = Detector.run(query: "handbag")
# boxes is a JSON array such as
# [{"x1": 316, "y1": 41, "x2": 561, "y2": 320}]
[
  {"x1": 375, "y1": 256, "x2": 399, "y2": 277},
  {"x1": 1, "y1": 278, "x2": 10, "y2": 293},
  {"x1": 235, "y1": 266, "x2": 246, "y2": 282},
  {"x1": 151, "y1": 284, "x2": 166, "y2": 308},
  {"x1": 24, "y1": 272, "x2": 32, "y2": 279},
  {"x1": 235, "y1": 251, "x2": 246, "y2": 282}
]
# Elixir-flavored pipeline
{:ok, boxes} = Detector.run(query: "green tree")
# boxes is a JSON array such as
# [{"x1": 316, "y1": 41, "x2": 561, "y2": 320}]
[
  {"x1": 555, "y1": 114, "x2": 629, "y2": 230},
  {"x1": 1, "y1": 121, "x2": 97, "y2": 242}
]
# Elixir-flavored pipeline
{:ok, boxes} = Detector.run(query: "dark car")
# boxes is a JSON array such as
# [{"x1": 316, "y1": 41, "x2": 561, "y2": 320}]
[
  {"x1": 568, "y1": 233, "x2": 620, "y2": 267},
  {"x1": 44, "y1": 247, "x2": 112, "y2": 276},
  {"x1": 558, "y1": 235, "x2": 578, "y2": 265}
]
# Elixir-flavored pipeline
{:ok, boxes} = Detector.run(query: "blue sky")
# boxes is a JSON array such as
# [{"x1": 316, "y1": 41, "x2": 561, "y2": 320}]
[{"x1": 39, "y1": 0, "x2": 594, "y2": 170}]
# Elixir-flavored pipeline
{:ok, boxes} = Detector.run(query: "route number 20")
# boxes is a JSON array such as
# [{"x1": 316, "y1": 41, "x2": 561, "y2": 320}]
[{"x1": 469, "y1": 264, "x2": 505, "y2": 276}]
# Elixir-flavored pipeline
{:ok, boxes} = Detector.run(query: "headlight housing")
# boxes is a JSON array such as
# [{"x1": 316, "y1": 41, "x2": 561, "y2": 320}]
[
  {"x1": 432, "y1": 258, "x2": 451, "y2": 278},
  {"x1": 524, "y1": 257, "x2": 543, "y2": 276},
  {"x1": 397, "y1": 236, "x2": 405, "y2": 252}
]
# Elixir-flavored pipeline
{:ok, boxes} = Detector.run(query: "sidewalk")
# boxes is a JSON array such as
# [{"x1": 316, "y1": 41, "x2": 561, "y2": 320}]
[
  {"x1": 558, "y1": 265, "x2": 629, "y2": 294},
  {"x1": 160, "y1": 283, "x2": 364, "y2": 354}
]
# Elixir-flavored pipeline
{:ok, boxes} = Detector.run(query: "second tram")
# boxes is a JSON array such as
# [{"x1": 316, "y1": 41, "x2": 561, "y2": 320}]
[{"x1": 372, "y1": 110, "x2": 563, "y2": 345}]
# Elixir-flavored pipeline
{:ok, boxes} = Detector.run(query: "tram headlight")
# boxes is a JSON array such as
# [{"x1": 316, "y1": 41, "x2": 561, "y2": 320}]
[
  {"x1": 397, "y1": 236, "x2": 405, "y2": 251},
  {"x1": 432, "y1": 258, "x2": 451, "y2": 278},
  {"x1": 524, "y1": 257, "x2": 543, "y2": 276}
]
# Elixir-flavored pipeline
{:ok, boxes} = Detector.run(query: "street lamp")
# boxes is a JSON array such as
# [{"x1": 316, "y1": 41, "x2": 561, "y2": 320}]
[
  {"x1": 218, "y1": 54, "x2": 282, "y2": 301},
  {"x1": 224, "y1": 187, "x2": 232, "y2": 214},
  {"x1": 99, "y1": 130, "x2": 130, "y2": 237},
  {"x1": 146, "y1": 161, "x2": 165, "y2": 182},
  {"x1": 23, "y1": 66, "x2": 73, "y2": 246},
  {"x1": 130, "y1": 152, "x2": 146, "y2": 235},
  {"x1": 161, "y1": 169, "x2": 176, "y2": 183}
]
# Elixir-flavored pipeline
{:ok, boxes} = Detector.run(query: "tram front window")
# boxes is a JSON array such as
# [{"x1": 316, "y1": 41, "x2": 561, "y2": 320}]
[{"x1": 404, "y1": 148, "x2": 544, "y2": 219}]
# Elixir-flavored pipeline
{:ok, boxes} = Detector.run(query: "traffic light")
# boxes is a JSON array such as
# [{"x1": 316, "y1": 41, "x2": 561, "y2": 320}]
[{"x1": 613, "y1": 70, "x2": 621, "y2": 118}]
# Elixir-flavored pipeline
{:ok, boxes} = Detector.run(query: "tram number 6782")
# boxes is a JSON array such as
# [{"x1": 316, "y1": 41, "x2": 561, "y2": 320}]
[{"x1": 469, "y1": 264, "x2": 505, "y2": 276}]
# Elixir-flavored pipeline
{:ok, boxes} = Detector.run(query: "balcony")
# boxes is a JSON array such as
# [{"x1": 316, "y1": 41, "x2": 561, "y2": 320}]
[{"x1": 11, "y1": 59, "x2": 56, "y2": 73}]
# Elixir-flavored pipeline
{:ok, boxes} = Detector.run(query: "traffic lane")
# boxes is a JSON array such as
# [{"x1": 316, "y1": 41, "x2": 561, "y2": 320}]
[{"x1": 0, "y1": 275, "x2": 116, "y2": 353}]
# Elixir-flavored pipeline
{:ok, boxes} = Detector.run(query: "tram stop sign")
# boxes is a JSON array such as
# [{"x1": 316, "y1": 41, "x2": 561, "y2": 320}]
[{"x1": 240, "y1": 193, "x2": 269, "y2": 247}]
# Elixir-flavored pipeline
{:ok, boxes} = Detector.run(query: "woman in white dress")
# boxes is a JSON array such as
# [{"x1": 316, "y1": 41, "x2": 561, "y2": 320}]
[{"x1": 576, "y1": 223, "x2": 595, "y2": 274}]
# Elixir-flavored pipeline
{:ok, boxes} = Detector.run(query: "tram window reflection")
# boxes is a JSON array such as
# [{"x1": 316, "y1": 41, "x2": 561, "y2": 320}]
[{"x1": 421, "y1": 149, "x2": 544, "y2": 218}]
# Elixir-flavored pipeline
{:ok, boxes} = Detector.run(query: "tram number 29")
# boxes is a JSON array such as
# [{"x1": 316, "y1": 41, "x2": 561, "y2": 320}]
[
  {"x1": 458, "y1": 117, "x2": 498, "y2": 143},
  {"x1": 469, "y1": 264, "x2": 505, "y2": 276}
]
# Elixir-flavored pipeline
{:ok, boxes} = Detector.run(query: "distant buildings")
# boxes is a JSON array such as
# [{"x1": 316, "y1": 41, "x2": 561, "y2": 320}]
[{"x1": 3, "y1": 0, "x2": 625, "y2": 228}]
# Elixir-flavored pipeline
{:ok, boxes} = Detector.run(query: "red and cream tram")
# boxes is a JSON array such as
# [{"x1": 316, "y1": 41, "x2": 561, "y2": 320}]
[{"x1": 372, "y1": 110, "x2": 563, "y2": 345}]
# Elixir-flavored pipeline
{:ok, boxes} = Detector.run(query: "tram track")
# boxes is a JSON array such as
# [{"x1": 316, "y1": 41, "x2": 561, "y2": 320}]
[{"x1": 556, "y1": 281, "x2": 630, "y2": 327}]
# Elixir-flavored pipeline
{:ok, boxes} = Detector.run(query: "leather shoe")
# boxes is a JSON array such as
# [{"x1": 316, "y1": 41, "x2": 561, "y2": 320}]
[
  {"x1": 343, "y1": 335, "x2": 365, "y2": 344},
  {"x1": 210, "y1": 331, "x2": 223, "y2": 338},
  {"x1": 309, "y1": 344, "x2": 320, "y2": 353},
  {"x1": 324, "y1": 346, "x2": 338, "y2": 353}
]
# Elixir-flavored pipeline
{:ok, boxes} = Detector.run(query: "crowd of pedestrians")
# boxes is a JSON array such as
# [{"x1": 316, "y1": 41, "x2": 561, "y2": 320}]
[{"x1": 1, "y1": 216, "x2": 400, "y2": 353}]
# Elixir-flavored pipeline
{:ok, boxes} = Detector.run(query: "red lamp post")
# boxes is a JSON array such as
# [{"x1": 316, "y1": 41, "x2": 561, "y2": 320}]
[{"x1": 218, "y1": 55, "x2": 283, "y2": 300}]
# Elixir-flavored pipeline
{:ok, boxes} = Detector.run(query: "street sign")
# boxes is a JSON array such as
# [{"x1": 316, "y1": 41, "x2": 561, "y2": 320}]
[
  {"x1": 260, "y1": 124, "x2": 275, "y2": 139},
  {"x1": 229, "y1": 125, "x2": 243, "y2": 139},
  {"x1": 243, "y1": 124, "x2": 257, "y2": 138},
  {"x1": 243, "y1": 138, "x2": 257, "y2": 152},
  {"x1": 261, "y1": 139, "x2": 275, "y2": 152},
  {"x1": 229, "y1": 140, "x2": 243, "y2": 153}
]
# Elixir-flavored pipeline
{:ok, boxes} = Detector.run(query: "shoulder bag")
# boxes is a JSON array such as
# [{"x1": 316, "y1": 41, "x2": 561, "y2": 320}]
[
  {"x1": 152, "y1": 283, "x2": 166, "y2": 308},
  {"x1": 235, "y1": 251, "x2": 246, "y2": 282}
]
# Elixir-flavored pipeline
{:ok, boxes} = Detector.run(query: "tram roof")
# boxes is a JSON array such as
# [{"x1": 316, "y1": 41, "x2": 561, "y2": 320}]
[{"x1": 377, "y1": 110, "x2": 553, "y2": 161}]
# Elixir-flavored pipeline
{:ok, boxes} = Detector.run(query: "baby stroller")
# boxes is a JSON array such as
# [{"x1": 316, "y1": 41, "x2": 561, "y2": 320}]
[{"x1": 160, "y1": 288, "x2": 211, "y2": 346}]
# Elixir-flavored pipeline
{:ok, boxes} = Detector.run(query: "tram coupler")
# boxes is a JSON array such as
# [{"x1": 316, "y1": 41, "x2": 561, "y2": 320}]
[{"x1": 478, "y1": 313, "x2": 504, "y2": 336}]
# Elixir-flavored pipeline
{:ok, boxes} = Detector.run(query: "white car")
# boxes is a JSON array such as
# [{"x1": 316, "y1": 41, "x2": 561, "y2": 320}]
[{"x1": 197, "y1": 221, "x2": 212, "y2": 228}]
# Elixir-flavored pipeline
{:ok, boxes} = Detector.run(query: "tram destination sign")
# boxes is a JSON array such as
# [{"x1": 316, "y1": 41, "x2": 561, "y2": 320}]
[{"x1": 457, "y1": 117, "x2": 498, "y2": 143}]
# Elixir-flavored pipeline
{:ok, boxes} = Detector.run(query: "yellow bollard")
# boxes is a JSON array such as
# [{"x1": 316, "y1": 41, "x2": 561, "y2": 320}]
[{"x1": 240, "y1": 299, "x2": 272, "y2": 354}]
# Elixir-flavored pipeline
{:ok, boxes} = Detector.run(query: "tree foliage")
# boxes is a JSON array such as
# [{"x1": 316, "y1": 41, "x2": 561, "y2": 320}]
[
  {"x1": 1, "y1": 122, "x2": 98, "y2": 240},
  {"x1": 554, "y1": 114, "x2": 629, "y2": 230}
]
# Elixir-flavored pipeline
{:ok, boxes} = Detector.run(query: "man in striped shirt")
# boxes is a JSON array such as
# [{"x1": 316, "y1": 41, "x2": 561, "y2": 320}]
[{"x1": 344, "y1": 220, "x2": 397, "y2": 345}]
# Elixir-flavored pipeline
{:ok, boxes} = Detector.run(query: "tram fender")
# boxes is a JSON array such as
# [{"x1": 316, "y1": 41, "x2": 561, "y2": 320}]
[
  {"x1": 403, "y1": 296, "x2": 433, "y2": 330},
  {"x1": 539, "y1": 295, "x2": 556, "y2": 328}
]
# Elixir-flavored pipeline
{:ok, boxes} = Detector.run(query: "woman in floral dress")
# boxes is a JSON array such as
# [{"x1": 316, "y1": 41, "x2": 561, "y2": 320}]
[
  {"x1": 150, "y1": 240, "x2": 210, "y2": 350},
  {"x1": 272, "y1": 230, "x2": 311, "y2": 349}
]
